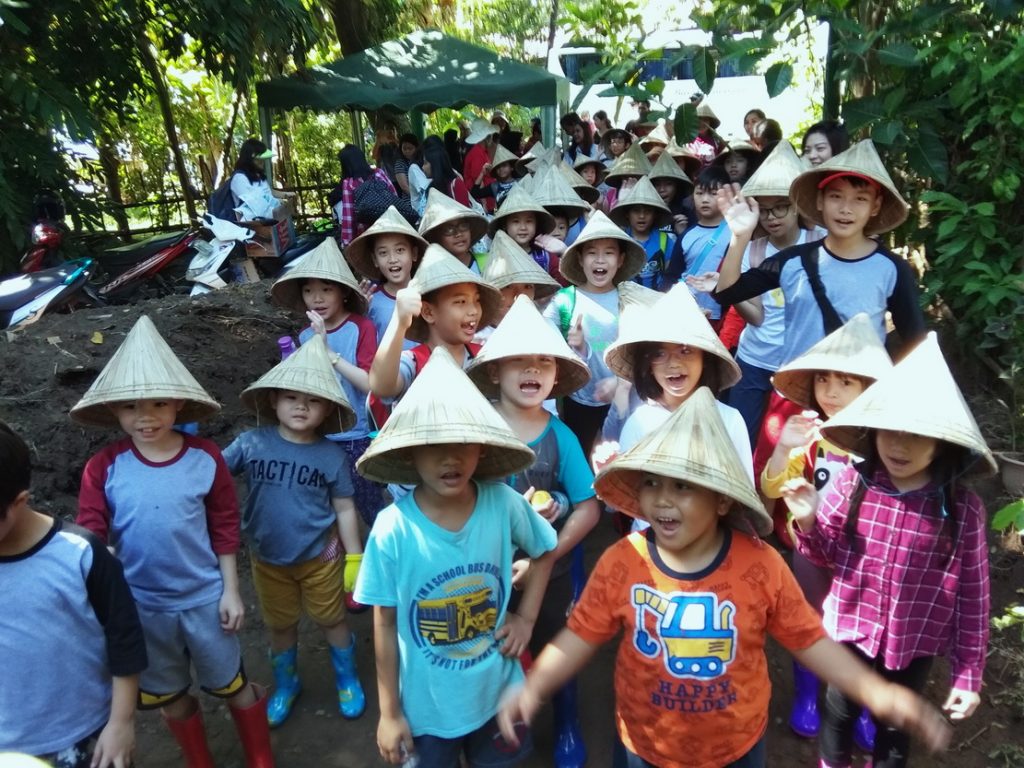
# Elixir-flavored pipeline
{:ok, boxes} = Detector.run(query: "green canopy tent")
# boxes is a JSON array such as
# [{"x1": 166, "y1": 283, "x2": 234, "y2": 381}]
[{"x1": 255, "y1": 29, "x2": 569, "y2": 154}]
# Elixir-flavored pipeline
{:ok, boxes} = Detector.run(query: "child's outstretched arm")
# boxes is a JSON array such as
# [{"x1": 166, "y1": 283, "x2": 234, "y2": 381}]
[
  {"x1": 762, "y1": 412, "x2": 820, "y2": 498},
  {"x1": 496, "y1": 550, "x2": 556, "y2": 658},
  {"x1": 374, "y1": 606, "x2": 414, "y2": 765},
  {"x1": 498, "y1": 628, "x2": 600, "y2": 746},
  {"x1": 332, "y1": 496, "x2": 363, "y2": 593},
  {"x1": 369, "y1": 287, "x2": 422, "y2": 398},
  {"x1": 91, "y1": 674, "x2": 138, "y2": 768},
  {"x1": 715, "y1": 183, "x2": 759, "y2": 292},
  {"x1": 794, "y1": 638, "x2": 952, "y2": 753},
  {"x1": 307, "y1": 310, "x2": 372, "y2": 392}
]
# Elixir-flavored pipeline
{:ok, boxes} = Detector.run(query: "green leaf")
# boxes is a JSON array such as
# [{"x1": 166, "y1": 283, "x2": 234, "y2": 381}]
[
  {"x1": 878, "y1": 42, "x2": 919, "y2": 68},
  {"x1": 764, "y1": 62, "x2": 793, "y2": 98},
  {"x1": 906, "y1": 124, "x2": 949, "y2": 183},
  {"x1": 842, "y1": 96, "x2": 885, "y2": 132},
  {"x1": 693, "y1": 47, "x2": 716, "y2": 94},
  {"x1": 871, "y1": 119, "x2": 903, "y2": 145},
  {"x1": 673, "y1": 103, "x2": 699, "y2": 143},
  {"x1": 974, "y1": 201, "x2": 995, "y2": 216},
  {"x1": 992, "y1": 499, "x2": 1024, "y2": 532}
]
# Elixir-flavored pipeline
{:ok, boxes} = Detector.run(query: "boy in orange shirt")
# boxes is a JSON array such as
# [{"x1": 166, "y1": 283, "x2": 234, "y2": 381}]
[{"x1": 499, "y1": 388, "x2": 952, "y2": 768}]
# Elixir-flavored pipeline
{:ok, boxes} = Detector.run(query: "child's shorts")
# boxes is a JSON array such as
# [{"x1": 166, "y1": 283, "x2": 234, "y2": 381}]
[
  {"x1": 250, "y1": 553, "x2": 345, "y2": 629},
  {"x1": 35, "y1": 730, "x2": 98, "y2": 768},
  {"x1": 137, "y1": 600, "x2": 246, "y2": 709},
  {"x1": 412, "y1": 716, "x2": 532, "y2": 768}
]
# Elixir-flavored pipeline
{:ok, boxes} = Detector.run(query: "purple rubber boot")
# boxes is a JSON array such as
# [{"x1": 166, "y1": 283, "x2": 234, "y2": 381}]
[
  {"x1": 854, "y1": 708, "x2": 876, "y2": 752},
  {"x1": 553, "y1": 682, "x2": 587, "y2": 768},
  {"x1": 790, "y1": 661, "x2": 821, "y2": 738}
]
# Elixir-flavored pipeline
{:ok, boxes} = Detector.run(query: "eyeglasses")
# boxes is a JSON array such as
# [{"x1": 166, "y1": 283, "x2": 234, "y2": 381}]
[
  {"x1": 758, "y1": 203, "x2": 793, "y2": 220},
  {"x1": 650, "y1": 346, "x2": 695, "y2": 364},
  {"x1": 439, "y1": 222, "x2": 473, "y2": 237}
]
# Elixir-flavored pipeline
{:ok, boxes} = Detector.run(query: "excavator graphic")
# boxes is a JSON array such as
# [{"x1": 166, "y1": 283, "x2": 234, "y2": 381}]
[{"x1": 632, "y1": 586, "x2": 736, "y2": 679}]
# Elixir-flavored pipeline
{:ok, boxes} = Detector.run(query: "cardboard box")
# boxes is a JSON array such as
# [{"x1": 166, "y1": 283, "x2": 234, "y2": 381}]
[
  {"x1": 241, "y1": 215, "x2": 296, "y2": 259},
  {"x1": 231, "y1": 258, "x2": 261, "y2": 285}
]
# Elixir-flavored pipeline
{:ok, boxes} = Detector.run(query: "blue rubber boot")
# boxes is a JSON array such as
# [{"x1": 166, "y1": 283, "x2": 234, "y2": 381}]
[
  {"x1": 553, "y1": 681, "x2": 587, "y2": 768},
  {"x1": 789, "y1": 661, "x2": 821, "y2": 738},
  {"x1": 854, "y1": 708, "x2": 876, "y2": 752},
  {"x1": 267, "y1": 646, "x2": 301, "y2": 728},
  {"x1": 329, "y1": 636, "x2": 366, "y2": 719}
]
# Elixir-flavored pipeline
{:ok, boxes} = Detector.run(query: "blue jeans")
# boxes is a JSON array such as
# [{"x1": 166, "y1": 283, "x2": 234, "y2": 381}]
[
  {"x1": 722, "y1": 356, "x2": 776, "y2": 447},
  {"x1": 614, "y1": 734, "x2": 766, "y2": 767}
]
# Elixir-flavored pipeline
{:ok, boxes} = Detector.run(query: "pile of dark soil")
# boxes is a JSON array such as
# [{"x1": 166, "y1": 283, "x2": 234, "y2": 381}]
[{"x1": 0, "y1": 283, "x2": 296, "y2": 517}]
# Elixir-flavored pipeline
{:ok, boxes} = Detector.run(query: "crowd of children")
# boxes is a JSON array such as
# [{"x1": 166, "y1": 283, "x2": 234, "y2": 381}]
[{"x1": 0, "y1": 106, "x2": 998, "y2": 768}]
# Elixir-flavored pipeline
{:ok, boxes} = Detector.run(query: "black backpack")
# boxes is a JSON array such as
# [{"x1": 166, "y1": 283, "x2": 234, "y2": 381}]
[{"x1": 207, "y1": 173, "x2": 239, "y2": 220}]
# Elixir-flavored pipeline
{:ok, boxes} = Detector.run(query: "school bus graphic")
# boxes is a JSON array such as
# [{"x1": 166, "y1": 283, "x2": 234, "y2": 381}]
[
  {"x1": 416, "y1": 588, "x2": 498, "y2": 645},
  {"x1": 632, "y1": 586, "x2": 736, "y2": 679}
]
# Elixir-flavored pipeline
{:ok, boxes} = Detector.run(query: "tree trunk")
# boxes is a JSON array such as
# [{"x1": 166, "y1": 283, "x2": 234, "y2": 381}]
[
  {"x1": 137, "y1": 35, "x2": 197, "y2": 221},
  {"x1": 221, "y1": 87, "x2": 246, "y2": 181},
  {"x1": 547, "y1": 0, "x2": 560, "y2": 53},
  {"x1": 330, "y1": 0, "x2": 373, "y2": 56},
  {"x1": 97, "y1": 130, "x2": 131, "y2": 235}
]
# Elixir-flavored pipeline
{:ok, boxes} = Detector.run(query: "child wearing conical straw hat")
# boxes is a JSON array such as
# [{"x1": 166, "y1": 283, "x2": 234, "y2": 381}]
[
  {"x1": 609, "y1": 176, "x2": 675, "y2": 291},
  {"x1": 498, "y1": 387, "x2": 952, "y2": 768},
  {"x1": 222, "y1": 336, "x2": 366, "y2": 728},
  {"x1": 648, "y1": 150, "x2": 694, "y2": 236},
  {"x1": 353, "y1": 346, "x2": 558, "y2": 766},
  {"x1": 783, "y1": 333, "x2": 993, "y2": 768},
  {"x1": 482, "y1": 231, "x2": 561, "y2": 327},
  {"x1": 467, "y1": 294, "x2": 596, "y2": 767},
  {"x1": 488, "y1": 185, "x2": 559, "y2": 281},
  {"x1": 73, "y1": 316, "x2": 276, "y2": 767},
  {"x1": 602, "y1": 142, "x2": 653, "y2": 211},
  {"x1": 271, "y1": 236, "x2": 384, "y2": 526},
  {"x1": 417, "y1": 188, "x2": 489, "y2": 274},
  {"x1": 470, "y1": 143, "x2": 519, "y2": 210},
  {"x1": 758, "y1": 313, "x2": 892, "y2": 746}
]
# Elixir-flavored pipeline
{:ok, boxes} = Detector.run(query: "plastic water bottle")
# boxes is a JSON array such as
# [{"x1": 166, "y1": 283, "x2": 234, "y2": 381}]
[{"x1": 277, "y1": 336, "x2": 297, "y2": 360}]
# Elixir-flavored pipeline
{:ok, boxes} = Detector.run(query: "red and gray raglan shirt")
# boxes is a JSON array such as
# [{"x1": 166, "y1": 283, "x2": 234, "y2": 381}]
[
  {"x1": 77, "y1": 436, "x2": 240, "y2": 612},
  {"x1": 0, "y1": 518, "x2": 147, "y2": 755}
]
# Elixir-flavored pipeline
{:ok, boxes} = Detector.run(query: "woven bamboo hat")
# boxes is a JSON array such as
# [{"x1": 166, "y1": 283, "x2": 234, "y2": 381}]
[
  {"x1": 466, "y1": 294, "x2": 591, "y2": 399},
  {"x1": 70, "y1": 315, "x2": 220, "y2": 427},
  {"x1": 696, "y1": 103, "x2": 720, "y2": 129},
  {"x1": 639, "y1": 122, "x2": 671, "y2": 151},
  {"x1": 406, "y1": 244, "x2": 502, "y2": 343},
  {"x1": 604, "y1": 284, "x2": 741, "y2": 390},
  {"x1": 345, "y1": 206, "x2": 428, "y2": 282},
  {"x1": 713, "y1": 139, "x2": 761, "y2": 167},
  {"x1": 595, "y1": 387, "x2": 771, "y2": 535},
  {"x1": 531, "y1": 164, "x2": 591, "y2": 219},
  {"x1": 820, "y1": 333, "x2": 996, "y2": 475},
  {"x1": 771, "y1": 313, "x2": 892, "y2": 409},
  {"x1": 618, "y1": 280, "x2": 663, "y2": 310},
  {"x1": 356, "y1": 346, "x2": 536, "y2": 485},
  {"x1": 271, "y1": 236, "x2": 368, "y2": 315},
  {"x1": 740, "y1": 140, "x2": 803, "y2": 199},
  {"x1": 487, "y1": 185, "x2": 556, "y2": 238},
  {"x1": 558, "y1": 162, "x2": 602, "y2": 205},
  {"x1": 483, "y1": 230, "x2": 561, "y2": 299},
  {"x1": 560, "y1": 210, "x2": 645, "y2": 286},
  {"x1": 603, "y1": 142, "x2": 654, "y2": 188},
  {"x1": 600, "y1": 127, "x2": 633, "y2": 155},
  {"x1": 240, "y1": 335, "x2": 356, "y2": 434},
  {"x1": 666, "y1": 139, "x2": 702, "y2": 179},
  {"x1": 789, "y1": 140, "x2": 910, "y2": 236},
  {"x1": 417, "y1": 188, "x2": 489, "y2": 244},
  {"x1": 649, "y1": 150, "x2": 694, "y2": 191},
  {"x1": 609, "y1": 176, "x2": 674, "y2": 229},
  {"x1": 490, "y1": 143, "x2": 519, "y2": 174}
]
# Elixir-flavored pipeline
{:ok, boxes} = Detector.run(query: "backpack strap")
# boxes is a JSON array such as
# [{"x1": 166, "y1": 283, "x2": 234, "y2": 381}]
[{"x1": 800, "y1": 246, "x2": 844, "y2": 333}]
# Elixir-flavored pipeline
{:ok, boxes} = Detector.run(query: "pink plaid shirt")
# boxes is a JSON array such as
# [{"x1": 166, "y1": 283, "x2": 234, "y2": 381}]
[
  {"x1": 336, "y1": 169, "x2": 396, "y2": 246},
  {"x1": 796, "y1": 464, "x2": 989, "y2": 692}
]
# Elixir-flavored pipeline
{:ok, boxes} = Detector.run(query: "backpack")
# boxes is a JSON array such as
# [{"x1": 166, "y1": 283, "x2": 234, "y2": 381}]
[
  {"x1": 367, "y1": 342, "x2": 482, "y2": 433},
  {"x1": 207, "y1": 173, "x2": 239, "y2": 221}
]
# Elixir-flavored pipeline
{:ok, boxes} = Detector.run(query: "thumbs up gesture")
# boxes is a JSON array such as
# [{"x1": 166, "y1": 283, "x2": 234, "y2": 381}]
[{"x1": 567, "y1": 314, "x2": 585, "y2": 353}]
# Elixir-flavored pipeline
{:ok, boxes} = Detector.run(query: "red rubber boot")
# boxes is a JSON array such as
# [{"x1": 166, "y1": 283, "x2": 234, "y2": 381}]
[
  {"x1": 230, "y1": 685, "x2": 276, "y2": 768},
  {"x1": 163, "y1": 707, "x2": 216, "y2": 768}
]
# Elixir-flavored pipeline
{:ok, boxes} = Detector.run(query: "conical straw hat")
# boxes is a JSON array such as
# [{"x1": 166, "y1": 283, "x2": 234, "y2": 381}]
[
  {"x1": 490, "y1": 143, "x2": 519, "y2": 172},
  {"x1": 531, "y1": 164, "x2": 591, "y2": 219},
  {"x1": 271, "y1": 237, "x2": 368, "y2": 315},
  {"x1": 789, "y1": 140, "x2": 909, "y2": 236},
  {"x1": 240, "y1": 335, "x2": 356, "y2": 434},
  {"x1": 560, "y1": 210, "x2": 645, "y2": 286},
  {"x1": 356, "y1": 346, "x2": 536, "y2": 485},
  {"x1": 609, "y1": 176, "x2": 673, "y2": 229},
  {"x1": 819, "y1": 333, "x2": 996, "y2": 475},
  {"x1": 466, "y1": 294, "x2": 591, "y2": 399},
  {"x1": 696, "y1": 102, "x2": 720, "y2": 129},
  {"x1": 482, "y1": 231, "x2": 561, "y2": 299},
  {"x1": 487, "y1": 185, "x2": 556, "y2": 238},
  {"x1": 648, "y1": 150, "x2": 694, "y2": 189},
  {"x1": 405, "y1": 244, "x2": 501, "y2": 343},
  {"x1": 604, "y1": 284, "x2": 741, "y2": 390},
  {"x1": 345, "y1": 206, "x2": 428, "y2": 282},
  {"x1": 594, "y1": 387, "x2": 771, "y2": 535},
  {"x1": 600, "y1": 127, "x2": 634, "y2": 155},
  {"x1": 70, "y1": 315, "x2": 220, "y2": 427},
  {"x1": 417, "y1": 188, "x2": 489, "y2": 244},
  {"x1": 741, "y1": 140, "x2": 804, "y2": 199},
  {"x1": 771, "y1": 313, "x2": 892, "y2": 409},
  {"x1": 639, "y1": 122, "x2": 670, "y2": 150},
  {"x1": 617, "y1": 280, "x2": 663, "y2": 310},
  {"x1": 561, "y1": 162, "x2": 602, "y2": 204},
  {"x1": 666, "y1": 139, "x2": 702, "y2": 179},
  {"x1": 603, "y1": 142, "x2": 654, "y2": 187}
]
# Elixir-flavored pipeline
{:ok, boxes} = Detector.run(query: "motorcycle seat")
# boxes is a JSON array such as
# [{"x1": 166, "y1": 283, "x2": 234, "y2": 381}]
[{"x1": 0, "y1": 261, "x2": 88, "y2": 311}]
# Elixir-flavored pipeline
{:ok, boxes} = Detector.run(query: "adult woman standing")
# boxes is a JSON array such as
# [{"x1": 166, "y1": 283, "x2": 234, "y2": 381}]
[
  {"x1": 329, "y1": 144, "x2": 397, "y2": 246},
  {"x1": 393, "y1": 133, "x2": 420, "y2": 197},
  {"x1": 420, "y1": 135, "x2": 472, "y2": 207}
]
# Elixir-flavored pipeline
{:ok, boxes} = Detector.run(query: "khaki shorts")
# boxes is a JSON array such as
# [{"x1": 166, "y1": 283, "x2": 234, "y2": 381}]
[{"x1": 251, "y1": 554, "x2": 346, "y2": 629}]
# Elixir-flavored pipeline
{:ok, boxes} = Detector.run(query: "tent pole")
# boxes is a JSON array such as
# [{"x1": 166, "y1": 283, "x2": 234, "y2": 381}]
[
  {"x1": 540, "y1": 106, "x2": 557, "y2": 152},
  {"x1": 409, "y1": 111, "x2": 425, "y2": 140},
  {"x1": 350, "y1": 111, "x2": 365, "y2": 153},
  {"x1": 259, "y1": 105, "x2": 274, "y2": 178}
]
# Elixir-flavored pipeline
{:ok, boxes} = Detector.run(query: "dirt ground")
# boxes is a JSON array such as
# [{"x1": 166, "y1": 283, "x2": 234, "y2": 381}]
[{"x1": 2, "y1": 284, "x2": 1022, "y2": 767}]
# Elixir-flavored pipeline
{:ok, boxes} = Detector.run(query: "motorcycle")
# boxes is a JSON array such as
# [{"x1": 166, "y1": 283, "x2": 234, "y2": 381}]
[
  {"x1": 19, "y1": 190, "x2": 71, "y2": 273},
  {"x1": 0, "y1": 257, "x2": 104, "y2": 330},
  {"x1": 94, "y1": 228, "x2": 204, "y2": 304}
]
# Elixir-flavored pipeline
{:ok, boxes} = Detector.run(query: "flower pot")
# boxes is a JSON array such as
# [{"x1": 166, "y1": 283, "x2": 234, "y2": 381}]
[{"x1": 997, "y1": 451, "x2": 1024, "y2": 497}]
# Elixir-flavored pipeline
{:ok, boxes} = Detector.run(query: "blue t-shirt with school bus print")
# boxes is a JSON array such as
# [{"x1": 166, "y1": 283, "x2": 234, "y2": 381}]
[{"x1": 354, "y1": 481, "x2": 557, "y2": 738}]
